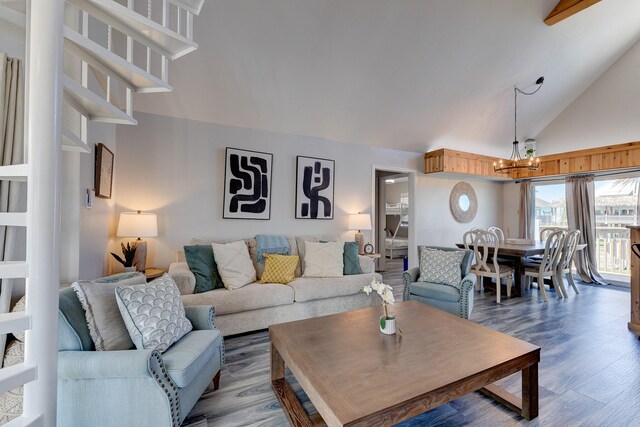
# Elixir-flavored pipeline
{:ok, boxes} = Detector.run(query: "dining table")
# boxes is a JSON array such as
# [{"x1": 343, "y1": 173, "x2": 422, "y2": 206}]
[{"x1": 455, "y1": 241, "x2": 586, "y2": 297}]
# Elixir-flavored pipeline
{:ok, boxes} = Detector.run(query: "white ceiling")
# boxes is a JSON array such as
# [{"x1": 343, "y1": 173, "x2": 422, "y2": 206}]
[{"x1": 133, "y1": 0, "x2": 640, "y2": 156}]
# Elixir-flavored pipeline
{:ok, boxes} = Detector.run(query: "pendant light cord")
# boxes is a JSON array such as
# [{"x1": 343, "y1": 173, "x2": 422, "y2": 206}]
[{"x1": 513, "y1": 78, "x2": 545, "y2": 141}]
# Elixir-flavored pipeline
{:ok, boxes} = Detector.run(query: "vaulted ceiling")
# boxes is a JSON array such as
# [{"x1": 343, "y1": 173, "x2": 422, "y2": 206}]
[{"x1": 133, "y1": 0, "x2": 640, "y2": 156}]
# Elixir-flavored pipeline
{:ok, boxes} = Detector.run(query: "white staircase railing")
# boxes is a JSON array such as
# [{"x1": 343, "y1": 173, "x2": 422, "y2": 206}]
[{"x1": 0, "y1": 0, "x2": 205, "y2": 424}]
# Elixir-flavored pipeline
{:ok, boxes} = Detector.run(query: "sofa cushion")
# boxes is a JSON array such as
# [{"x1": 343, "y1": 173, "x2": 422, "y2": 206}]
[
  {"x1": 184, "y1": 245, "x2": 224, "y2": 293},
  {"x1": 116, "y1": 275, "x2": 193, "y2": 353},
  {"x1": 181, "y1": 282, "x2": 295, "y2": 315},
  {"x1": 162, "y1": 329, "x2": 220, "y2": 388},
  {"x1": 260, "y1": 254, "x2": 299, "y2": 284},
  {"x1": 418, "y1": 248, "x2": 465, "y2": 288},
  {"x1": 289, "y1": 273, "x2": 380, "y2": 303},
  {"x1": 71, "y1": 272, "x2": 147, "y2": 351},
  {"x1": 408, "y1": 281, "x2": 461, "y2": 303},
  {"x1": 303, "y1": 241, "x2": 344, "y2": 278},
  {"x1": 212, "y1": 240, "x2": 256, "y2": 290},
  {"x1": 343, "y1": 242, "x2": 362, "y2": 275}
]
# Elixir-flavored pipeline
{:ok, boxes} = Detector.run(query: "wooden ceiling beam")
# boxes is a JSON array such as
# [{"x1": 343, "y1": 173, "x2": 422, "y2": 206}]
[{"x1": 544, "y1": 0, "x2": 601, "y2": 26}]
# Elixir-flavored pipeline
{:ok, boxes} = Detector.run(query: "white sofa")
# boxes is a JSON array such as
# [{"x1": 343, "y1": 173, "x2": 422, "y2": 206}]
[{"x1": 169, "y1": 236, "x2": 382, "y2": 336}]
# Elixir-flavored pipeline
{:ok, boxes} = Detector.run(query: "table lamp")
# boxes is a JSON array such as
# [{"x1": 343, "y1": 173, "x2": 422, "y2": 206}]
[
  {"x1": 116, "y1": 210, "x2": 158, "y2": 272},
  {"x1": 348, "y1": 213, "x2": 372, "y2": 255}
]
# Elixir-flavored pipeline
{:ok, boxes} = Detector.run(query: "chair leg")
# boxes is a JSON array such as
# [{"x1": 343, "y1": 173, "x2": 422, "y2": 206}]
[
  {"x1": 212, "y1": 370, "x2": 221, "y2": 391},
  {"x1": 567, "y1": 272, "x2": 579, "y2": 294},
  {"x1": 553, "y1": 272, "x2": 567, "y2": 299},
  {"x1": 496, "y1": 275, "x2": 501, "y2": 304},
  {"x1": 507, "y1": 274, "x2": 512, "y2": 298},
  {"x1": 538, "y1": 273, "x2": 548, "y2": 302}
]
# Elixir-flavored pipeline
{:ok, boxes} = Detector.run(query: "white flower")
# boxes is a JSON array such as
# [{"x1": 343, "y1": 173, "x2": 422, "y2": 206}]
[
  {"x1": 363, "y1": 280, "x2": 395, "y2": 305},
  {"x1": 362, "y1": 284, "x2": 372, "y2": 295}
]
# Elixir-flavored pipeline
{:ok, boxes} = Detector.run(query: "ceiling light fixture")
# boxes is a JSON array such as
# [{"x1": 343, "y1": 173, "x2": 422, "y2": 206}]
[{"x1": 494, "y1": 76, "x2": 544, "y2": 173}]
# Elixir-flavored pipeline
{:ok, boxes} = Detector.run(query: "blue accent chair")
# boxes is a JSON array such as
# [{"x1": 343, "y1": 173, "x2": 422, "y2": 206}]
[
  {"x1": 57, "y1": 287, "x2": 224, "y2": 427},
  {"x1": 403, "y1": 246, "x2": 476, "y2": 319}
]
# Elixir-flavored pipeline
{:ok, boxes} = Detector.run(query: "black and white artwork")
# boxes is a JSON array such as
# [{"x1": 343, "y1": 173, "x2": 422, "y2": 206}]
[
  {"x1": 295, "y1": 156, "x2": 335, "y2": 220},
  {"x1": 223, "y1": 148, "x2": 273, "y2": 220}
]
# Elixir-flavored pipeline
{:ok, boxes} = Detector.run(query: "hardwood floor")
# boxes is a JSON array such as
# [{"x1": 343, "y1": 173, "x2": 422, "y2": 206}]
[{"x1": 184, "y1": 259, "x2": 640, "y2": 426}]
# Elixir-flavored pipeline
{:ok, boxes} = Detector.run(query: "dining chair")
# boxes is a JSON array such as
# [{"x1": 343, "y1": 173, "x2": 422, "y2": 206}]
[
  {"x1": 488, "y1": 227, "x2": 505, "y2": 243},
  {"x1": 540, "y1": 227, "x2": 565, "y2": 241},
  {"x1": 524, "y1": 230, "x2": 565, "y2": 302},
  {"x1": 469, "y1": 230, "x2": 513, "y2": 303},
  {"x1": 554, "y1": 229, "x2": 581, "y2": 297}
]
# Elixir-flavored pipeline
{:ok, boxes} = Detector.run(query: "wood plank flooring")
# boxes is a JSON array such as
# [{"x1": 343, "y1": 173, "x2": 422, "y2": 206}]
[{"x1": 184, "y1": 259, "x2": 640, "y2": 427}]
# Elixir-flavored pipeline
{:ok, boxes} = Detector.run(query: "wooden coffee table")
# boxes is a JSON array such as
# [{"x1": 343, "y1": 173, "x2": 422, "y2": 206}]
[{"x1": 270, "y1": 301, "x2": 540, "y2": 426}]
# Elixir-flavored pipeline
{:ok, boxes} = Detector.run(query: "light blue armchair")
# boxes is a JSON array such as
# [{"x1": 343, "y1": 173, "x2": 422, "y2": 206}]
[
  {"x1": 57, "y1": 287, "x2": 224, "y2": 427},
  {"x1": 403, "y1": 246, "x2": 476, "y2": 319}
]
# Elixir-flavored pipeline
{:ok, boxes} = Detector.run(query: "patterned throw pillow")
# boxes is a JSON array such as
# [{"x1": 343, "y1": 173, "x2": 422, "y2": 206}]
[
  {"x1": 418, "y1": 248, "x2": 465, "y2": 288},
  {"x1": 115, "y1": 274, "x2": 193, "y2": 353},
  {"x1": 260, "y1": 254, "x2": 299, "y2": 284}
]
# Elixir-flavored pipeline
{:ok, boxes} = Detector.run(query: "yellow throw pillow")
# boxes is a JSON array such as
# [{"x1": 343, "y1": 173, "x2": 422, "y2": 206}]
[{"x1": 260, "y1": 254, "x2": 299, "y2": 284}]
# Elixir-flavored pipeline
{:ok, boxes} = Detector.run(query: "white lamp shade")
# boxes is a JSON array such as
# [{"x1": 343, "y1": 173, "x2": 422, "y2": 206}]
[
  {"x1": 117, "y1": 212, "x2": 158, "y2": 238},
  {"x1": 348, "y1": 213, "x2": 371, "y2": 231}
]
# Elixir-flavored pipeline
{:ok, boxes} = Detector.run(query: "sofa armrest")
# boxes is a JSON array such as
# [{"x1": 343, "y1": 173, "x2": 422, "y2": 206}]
[
  {"x1": 168, "y1": 261, "x2": 196, "y2": 294},
  {"x1": 459, "y1": 273, "x2": 477, "y2": 320},
  {"x1": 184, "y1": 305, "x2": 215, "y2": 330},
  {"x1": 402, "y1": 267, "x2": 420, "y2": 301},
  {"x1": 59, "y1": 349, "x2": 163, "y2": 380},
  {"x1": 358, "y1": 255, "x2": 375, "y2": 274}
]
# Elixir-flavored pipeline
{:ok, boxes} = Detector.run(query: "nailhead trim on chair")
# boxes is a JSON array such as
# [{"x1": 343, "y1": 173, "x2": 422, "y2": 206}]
[
  {"x1": 150, "y1": 350, "x2": 181, "y2": 427},
  {"x1": 402, "y1": 271, "x2": 412, "y2": 301}
]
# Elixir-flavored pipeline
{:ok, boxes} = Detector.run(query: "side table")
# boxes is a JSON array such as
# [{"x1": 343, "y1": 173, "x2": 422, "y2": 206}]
[{"x1": 144, "y1": 268, "x2": 166, "y2": 282}]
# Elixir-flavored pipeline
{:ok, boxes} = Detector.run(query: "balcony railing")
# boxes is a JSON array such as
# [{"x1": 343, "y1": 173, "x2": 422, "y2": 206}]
[{"x1": 595, "y1": 226, "x2": 630, "y2": 278}]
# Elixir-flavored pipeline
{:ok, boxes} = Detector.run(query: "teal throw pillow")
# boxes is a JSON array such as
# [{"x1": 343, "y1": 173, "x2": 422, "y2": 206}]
[
  {"x1": 343, "y1": 241, "x2": 362, "y2": 275},
  {"x1": 184, "y1": 245, "x2": 224, "y2": 293}
]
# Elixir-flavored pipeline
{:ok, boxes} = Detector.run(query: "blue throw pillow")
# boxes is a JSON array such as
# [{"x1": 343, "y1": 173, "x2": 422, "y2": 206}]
[
  {"x1": 184, "y1": 245, "x2": 224, "y2": 293},
  {"x1": 344, "y1": 242, "x2": 362, "y2": 275}
]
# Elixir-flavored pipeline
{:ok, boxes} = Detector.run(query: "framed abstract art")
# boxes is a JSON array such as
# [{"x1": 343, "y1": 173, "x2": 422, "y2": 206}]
[
  {"x1": 295, "y1": 156, "x2": 335, "y2": 220},
  {"x1": 223, "y1": 147, "x2": 273, "y2": 220}
]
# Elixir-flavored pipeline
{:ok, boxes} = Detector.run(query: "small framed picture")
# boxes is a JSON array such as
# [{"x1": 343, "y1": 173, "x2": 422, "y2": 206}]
[
  {"x1": 95, "y1": 143, "x2": 114, "y2": 199},
  {"x1": 295, "y1": 156, "x2": 335, "y2": 219},
  {"x1": 223, "y1": 147, "x2": 273, "y2": 220}
]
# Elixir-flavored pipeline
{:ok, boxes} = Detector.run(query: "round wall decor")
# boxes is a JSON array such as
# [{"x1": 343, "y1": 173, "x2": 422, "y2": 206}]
[{"x1": 450, "y1": 182, "x2": 478, "y2": 223}]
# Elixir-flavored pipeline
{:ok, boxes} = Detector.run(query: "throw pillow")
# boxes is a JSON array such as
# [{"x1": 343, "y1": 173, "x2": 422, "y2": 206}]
[
  {"x1": 184, "y1": 244, "x2": 224, "y2": 293},
  {"x1": 295, "y1": 235, "x2": 338, "y2": 274},
  {"x1": 343, "y1": 242, "x2": 362, "y2": 275},
  {"x1": 260, "y1": 254, "x2": 299, "y2": 284},
  {"x1": 115, "y1": 274, "x2": 193, "y2": 353},
  {"x1": 71, "y1": 272, "x2": 147, "y2": 351},
  {"x1": 212, "y1": 240, "x2": 257, "y2": 290},
  {"x1": 418, "y1": 248, "x2": 465, "y2": 288},
  {"x1": 303, "y1": 241, "x2": 344, "y2": 278},
  {"x1": 0, "y1": 340, "x2": 24, "y2": 423},
  {"x1": 10, "y1": 296, "x2": 25, "y2": 342}
]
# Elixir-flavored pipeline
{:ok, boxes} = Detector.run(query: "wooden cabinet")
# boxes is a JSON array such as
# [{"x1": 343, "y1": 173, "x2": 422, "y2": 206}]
[{"x1": 627, "y1": 226, "x2": 640, "y2": 334}]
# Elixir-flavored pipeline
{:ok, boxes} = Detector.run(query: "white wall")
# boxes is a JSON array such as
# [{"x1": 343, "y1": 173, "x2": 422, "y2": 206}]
[
  {"x1": 115, "y1": 112, "x2": 423, "y2": 268},
  {"x1": 536, "y1": 38, "x2": 640, "y2": 155},
  {"x1": 115, "y1": 112, "x2": 505, "y2": 270}
]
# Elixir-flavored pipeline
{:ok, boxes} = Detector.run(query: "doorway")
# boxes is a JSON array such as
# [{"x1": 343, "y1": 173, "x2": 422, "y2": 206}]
[{"x1": 372, "y1": 167, "x2": 416, "y2": 272}]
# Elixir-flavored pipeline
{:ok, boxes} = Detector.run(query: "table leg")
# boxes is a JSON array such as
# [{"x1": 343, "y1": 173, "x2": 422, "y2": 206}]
[
  {"x1": 522, "y1": 363, "x2": 539, "y2": 420},
  {"x1": 514, "y1": 257, "x2": 526, "y2": 297},
  {"x1": 271, "y1": 342, "x2": 285, "y2": 382}
]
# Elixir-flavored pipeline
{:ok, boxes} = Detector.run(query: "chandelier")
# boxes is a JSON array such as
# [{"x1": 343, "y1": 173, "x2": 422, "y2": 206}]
[{"x1": 494, "y1": 77, "x2": 544, "y2": 173}]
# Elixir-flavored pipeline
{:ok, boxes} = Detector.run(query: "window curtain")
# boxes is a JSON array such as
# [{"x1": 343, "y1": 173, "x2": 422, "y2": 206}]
[
  {"x1": 565, "y1": 175, "x2": 607, "y2": 285},
  {"x1": 519, "y1": 180, "x2": 534, "y2": 239},
  {"x1": 0, "y1": 52, "x2": 25, "y2": 360}
]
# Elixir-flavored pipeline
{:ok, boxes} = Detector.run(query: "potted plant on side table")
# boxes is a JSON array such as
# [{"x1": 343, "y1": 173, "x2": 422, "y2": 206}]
[{"x1": 111, "y1": 242, "x2": 137, "y2": 272}]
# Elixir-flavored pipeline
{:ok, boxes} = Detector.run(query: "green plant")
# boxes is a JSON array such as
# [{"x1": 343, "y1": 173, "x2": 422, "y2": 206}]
[
  {"x1": 526, "y1": 148, "x2": 535, "y2": 156},
  {"x1": 111, "y1": 242, "x2": 137, "y2": 267}
]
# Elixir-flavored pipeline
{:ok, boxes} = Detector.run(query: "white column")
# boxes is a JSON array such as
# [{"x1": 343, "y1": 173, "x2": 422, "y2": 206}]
[{"x1": 23, "y1": 0, "x2": 64, "y2": 425}]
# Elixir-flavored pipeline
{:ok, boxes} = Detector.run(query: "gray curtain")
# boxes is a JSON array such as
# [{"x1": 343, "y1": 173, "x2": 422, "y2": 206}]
[
  {"x1": 519, "y1": 180, "x2": 533, "y2": 239},
  {"x1": 0, "y1": 52, "x2": 25, "y2": 362},
  {"x1": 565, "y1": 175, "x2": 607, "y2": 285}
]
